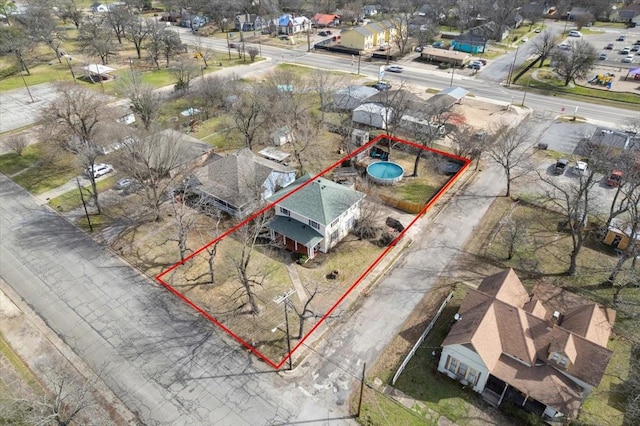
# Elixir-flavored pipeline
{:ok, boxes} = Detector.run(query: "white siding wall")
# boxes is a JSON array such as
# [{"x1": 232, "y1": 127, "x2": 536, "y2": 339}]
[{"x1": 438, "y1": 344, "x2": 489, "y2": 393}]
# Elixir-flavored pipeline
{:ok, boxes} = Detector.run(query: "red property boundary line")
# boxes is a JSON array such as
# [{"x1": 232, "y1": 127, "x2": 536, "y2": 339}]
[{"x1": 155, "y1": 135, "x2": 471, "y2": 370}]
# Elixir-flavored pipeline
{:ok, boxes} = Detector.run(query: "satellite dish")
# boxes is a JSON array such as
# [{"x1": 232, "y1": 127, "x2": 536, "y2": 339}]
[{"x1": 454, "y1": 313, "x2": 462, "y2": 321}]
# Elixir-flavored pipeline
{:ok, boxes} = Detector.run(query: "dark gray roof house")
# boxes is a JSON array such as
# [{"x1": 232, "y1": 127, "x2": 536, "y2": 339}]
[{"x1": 190, "y1": 148, "x2": 296, "y2": 218}]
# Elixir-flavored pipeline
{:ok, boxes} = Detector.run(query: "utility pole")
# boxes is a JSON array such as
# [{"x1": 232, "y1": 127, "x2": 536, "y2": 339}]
[
  {"x1": 449, "y1": 63, "x2": 455, "y2": 87},
  {"x1": 20, "y1": 69, "x2": 35, "y2": 103},
  {"x1": 274, "y1": 289, "x2": 295, "y2": 370},
  {"x1": 356, "y1": 362, "x2": 367, "y2": 417},
  {"x1": 76, "y1": 177, "x2": 93, "y2": 232},
  {"x1": 357, "y1": 52, "x2": 361, "y2": 75}
]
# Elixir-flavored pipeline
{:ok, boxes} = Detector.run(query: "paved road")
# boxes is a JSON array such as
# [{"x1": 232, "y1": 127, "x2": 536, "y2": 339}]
[{"x1": 0, "y1": 174, "x2": 298, "y2": 426}]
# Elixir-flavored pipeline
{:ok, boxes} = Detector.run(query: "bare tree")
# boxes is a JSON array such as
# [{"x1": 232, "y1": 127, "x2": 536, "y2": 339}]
[
  {"x1": 170, "y1": 192, "x2": 198, "y2": 261},
  {"x1": 124, "y1": 17, "x2": 150, "y2": 59},
  {"x1": 171, "y1": 57, "x2": 197, "y2": 93},
  {"x1": 146, "y1": 21, "x2": 164, "y2": 70},
  {"x1": 230, "y1": 213, "x2": 272, "y2": 315},
  {"x1": 161, "y1": 29, "x2": 183, "y2": 67},
  {"x1": 537, "y1": 163, "x2": 600, "y2": 276},
  {"x1": 487, "y1": 123, "x2": 533, "y2": 197},
  {"x1": 448, "y1": 124, "x2": 487, "y2": 170},
  {"x1": 9, "y1": 361, "x2": 107, "y2": 426},
  {"x1": 105, "y1": 4, "x2": 131, "y2": 44},
  {"x1": 310, "y1": 69, "x2": 341, "y2": 123},
  {"x1": 55, "y1": 0, "x2": 83, "y2": 29},
  {"x1": 118, "y1": 71, "x2": 162, "y2": 131},
  {"x1": 192, "y1": 35, "x2": 215, "y2": 69},
  {"x1": 247, "y1": 46, "x2": 259, "y2": 62},
  {"x1": 500, "y1": 217, "x2": 528, "y2": 260},
  {"x1": 0, "y1": 26, "x2": 32, "y2": 75},
  {"x1": 290, "y1": 284, "x2": 320, "y2": 339},
  {"x1": 230, "y1": 83, "x2": 267, "y2": 150},
  {"x1": 79, "y1": 16, "x2": 114, "y2": 65},
  {"x1": 42, "y1": 84, "x2": 117, "y2": 214},
  {"x1": 550, "y1": 39, "x2": 597, "y2": 86},
  {"x1": 19, "y1": 3, "x2": 64, "y2": 63},
  {"x1": 115, "y1": 128, "x2": 190, "y2": 222},
  {"x1": 6, "y1": 134, "x2": 28, "y2": 156},
  {"x1": 0, "y1": 0, "x2": 17, "y2": 25},
  {"x1": 353, "y1": 194, "x2": 384, "y2": 240},
  {"x1": 529, "y1": 30, "x2": 558, "y2": 67},
  {"x1": 607, "y1": 189, "x2": 639, "y2": 286}
]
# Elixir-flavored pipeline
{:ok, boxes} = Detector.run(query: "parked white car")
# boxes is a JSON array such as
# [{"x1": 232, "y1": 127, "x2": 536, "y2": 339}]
[
  {"x1": 85, "y1": 163, "x2": 113, "y2": 178},
  {"x1": 574, "y1": 161, "x2": 588, "y2": 176},
  {"x1": 568, "y1": 30, "x2": 582, "y2": 37},
  {"x1": 622, "y1": 55, "x2": 634, "y2": 63}
]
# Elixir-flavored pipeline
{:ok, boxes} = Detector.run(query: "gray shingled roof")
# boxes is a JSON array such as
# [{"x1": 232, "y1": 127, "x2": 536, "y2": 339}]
[
  {"x1": 267, "y1": 174, "x2": 365, "y2": 226},
  {"x1": 194, "y1": 148, "x2": 292, "y2": 207}
]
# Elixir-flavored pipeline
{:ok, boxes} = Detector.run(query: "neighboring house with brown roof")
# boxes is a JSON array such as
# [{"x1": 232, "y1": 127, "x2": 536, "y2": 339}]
[
  {"x1": 265, "y1": 174, "x2": 365, "y2": 259},
  {"x1": 438, "y1": 269, "x2": 615, "y2": 422},
  {"x1": 188, "y1": 148, "x2": 296, "y2": 218},
  {"x1": 312, "y1": 13, "x2": 340, "y2": 27}
]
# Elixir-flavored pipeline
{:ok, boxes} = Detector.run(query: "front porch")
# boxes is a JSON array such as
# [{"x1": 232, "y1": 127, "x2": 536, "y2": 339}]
[
  {"x1": 482, "y1": 375, "x2": 547, "y2": 417},
  {"x1": 266, "y1": 215, "x2": 323, "y2": 259}
]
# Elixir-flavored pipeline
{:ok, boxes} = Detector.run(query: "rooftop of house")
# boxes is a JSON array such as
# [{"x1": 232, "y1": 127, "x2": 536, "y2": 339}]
[
  {"x1": 442, "y1": 269, "x2": 615, "y2": 417},
  {"x1": 192, "y1": 148, "x2": 292, "y2": 207},
  {"x1": 335, "y1": 85, "x2": 380, "y2": 100},
  {"x1": 312, "y1": 13, "x2": 339, "y2": 25},
  {"x1": 267, "y1": 174, "x2": 365, "y2": 226}
]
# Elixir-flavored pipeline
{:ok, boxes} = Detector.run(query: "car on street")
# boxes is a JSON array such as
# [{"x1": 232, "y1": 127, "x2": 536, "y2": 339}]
[
  {"x1": 617, "y1": 35, "x2": 626, "y2": 41},
  {"x1": 623, "y1": 55, "x2": 634, "y2": 63},
  {"x1": 229, "y1": 42, "x2": 238, "y2": 48},
  {"x1": 85, "y1": 164, "x2": 113, "y2": 179},
  {"x1": 534, "y1": 28, "x2": 542, "y2": 33},
  {"x1": 554, "y1": 159, "x2": 569, "y2": 175},
  {"x1": 632, "y1": 45, "x2": 640, "y2": 52},
  {"x1": 385, "y1": 65, "x2": 404, "y2": 73},
  {"x1": 621, "y1": 47, "x2": 631, "y2": 54},
  {"x1": 599, "y1": 53, "x2": 608, "y2": 60},
  {"x1": 558, "y1": 42, "x2": 570, "y2": 50},
  {"x1": 372, "y1": 81, "x2": 392, "y2": 91},
  {"x1": 469, "y1": 60, "x2": 483, "y2": 70},
  {"x1": 318, "y1": 30, "x2": 332, "y2": 36},
  {"x1": 568, "y1": 30, "x2": 582, "y2": 37},
  {"x1": 605, "y1": 43, "x2": 614, "y2": 50},
  {"x1": 574, "y1": 161, "x2": 588, "y2": 176}
]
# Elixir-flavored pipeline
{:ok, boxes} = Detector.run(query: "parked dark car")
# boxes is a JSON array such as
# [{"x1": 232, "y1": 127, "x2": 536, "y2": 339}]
[
  {"x1": 372, "y1": 82, "x2": 392, "y2": 91},
  {"x1": 605, "y1": 43, "x2": 614, "y2": 50},
  {"x1": 554, "y1": 158, "x2": 569, "y2": 175},
  {"x1": 318, "y1": 31, "x2": 328, "y2": 36}
]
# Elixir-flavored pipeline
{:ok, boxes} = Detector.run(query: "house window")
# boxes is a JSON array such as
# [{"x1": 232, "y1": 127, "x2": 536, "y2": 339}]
[
  {"x1": 330, "y1": 218, "x2": 339, "y2": 228},
  {"x1": 309, "y1": 220, "x2": 320, "y2": 230},
  {"x1": 559, "y1": 357, "x2": 568, "y2": 367},
  {"x1": 331, "y1": 230, "x2": 339, "y2": 242},
  {"x1": 457, "y1": 363, "x2": 468, "y2": 379},
  {"x1": 447, "y1": 356, "x2": 459, "y2": 374},
  {"x1": 550, "y1": 353, "x2": 559, "y2": 363},
  {"x1": 280, "y1": 207, "x2": 290, "y2": 216},
  {"x1": 467, "y1": 369, "x2": 480, "y2": 386}
]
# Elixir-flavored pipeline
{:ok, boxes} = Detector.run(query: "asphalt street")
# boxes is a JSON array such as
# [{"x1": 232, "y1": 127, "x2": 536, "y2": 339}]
[{"x1": 0, "y1": 174, "x2": 299, "y2": 426}]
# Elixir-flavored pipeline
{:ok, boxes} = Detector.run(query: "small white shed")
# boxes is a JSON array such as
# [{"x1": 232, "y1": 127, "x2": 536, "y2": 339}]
[
  {"x1": 352, "y1": 103, "x2": 393, "y2": 129},
  {"x1": 270, "y1": 126, "x2": 294, "y2": 146}
]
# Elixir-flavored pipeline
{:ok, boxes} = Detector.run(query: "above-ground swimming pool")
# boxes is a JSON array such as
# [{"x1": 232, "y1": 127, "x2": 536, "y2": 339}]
[{"x1": 367, "y1": 161, "x2": 404, "y2": 185}]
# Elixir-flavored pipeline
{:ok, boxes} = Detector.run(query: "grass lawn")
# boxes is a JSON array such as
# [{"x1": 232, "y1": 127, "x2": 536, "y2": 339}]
[
  {"x1": 0, "y1": 144, "x2": 44, "y2": 176},
  {"x1": 47, "y1": 176, "x2": 117, "y2": 212},
  {"x1": 515, "y1": 70, "x2": 640, "y2": 108},
  {"x1": 399, "y1": 180, "x2": 437, "y2": 204},
  {"x1": 10, "y1": 150, "x2": 77, "y2": 194},
  {"x1": 0, "y1": 62, "x2": 75, "y2": 91}
]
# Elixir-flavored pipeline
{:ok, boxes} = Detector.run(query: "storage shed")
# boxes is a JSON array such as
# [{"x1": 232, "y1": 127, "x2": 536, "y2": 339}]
[{"x1": 352, "y1": 103, "x2": 393, "y2": 129}]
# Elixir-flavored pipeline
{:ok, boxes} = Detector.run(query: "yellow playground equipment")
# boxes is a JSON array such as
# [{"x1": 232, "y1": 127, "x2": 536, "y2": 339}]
[{"x1": 588, "y1": 73, "x2": 615, "y2": 85}]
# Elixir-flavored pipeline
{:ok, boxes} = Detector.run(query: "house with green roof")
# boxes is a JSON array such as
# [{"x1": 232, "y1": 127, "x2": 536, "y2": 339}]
[{"x1": 265, "y1": 174, "x2": 366, "y2": 259}]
